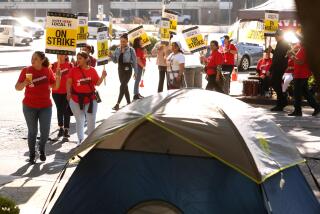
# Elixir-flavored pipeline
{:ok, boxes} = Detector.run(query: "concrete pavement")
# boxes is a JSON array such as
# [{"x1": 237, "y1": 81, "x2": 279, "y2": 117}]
[{"x1": 0, "y1": 57, "x2": 319, "y2": 213}]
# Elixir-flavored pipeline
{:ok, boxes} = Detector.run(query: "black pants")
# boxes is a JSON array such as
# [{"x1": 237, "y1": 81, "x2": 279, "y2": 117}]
[
  {"x1": 271, "y1": 76, "x2": 287, "y2": 107},
  {"x1": 117, "y1": 67, "x2": 132, "y2": 104},
  {"x1": 158, "y1": 66, "x2": 167, "y2": 93},
  {"x1": 221, "y1": 64, "x2": 234, "y2": 75},
  {"x1": 293, "y1": 78, "x2": 319, "y2": 112},
  {"x1": 260, "y1": 76, "x2": 270, "y2": 94},
  {"x1": 206, "y1": 74, "x2": 223, "y2": 93},
  {"x1": 52, "y1": 93, "x2": 70, "y2": 129}
]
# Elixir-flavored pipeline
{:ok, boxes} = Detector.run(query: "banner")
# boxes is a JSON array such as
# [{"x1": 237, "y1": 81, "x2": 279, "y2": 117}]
[
  {"x1": 97, "y1": 27, "x2": 109, "y2": 66},
  {"x1": 182, "y1": 26, "x2": 206, "y2": 53},
  {"x1": 160, "y1": 18, "x2": 170, "y2": 43},
  {"x1": 108, "y1": 13, "x2": 113, "y2": 39},
  {"x1": 77, "y1": 13, "x2": 88, "y2": 47},
  {"x1": 162, "y1": 9, "x2": 178, "y2": 35},
  {"x1": 128, "y1": 25, "x2": 151, "y2": 47},
  {"x1": 45, "y1": 12, "x2": 77, "y2": 55},
  {"x1": 264, "y1": 11, "x2": 279, "y2": 35}
]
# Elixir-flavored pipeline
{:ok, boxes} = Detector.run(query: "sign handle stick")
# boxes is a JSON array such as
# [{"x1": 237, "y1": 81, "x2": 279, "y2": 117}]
[{"x1": 103, "y1": 64, "x2": 106, "y2": 86}]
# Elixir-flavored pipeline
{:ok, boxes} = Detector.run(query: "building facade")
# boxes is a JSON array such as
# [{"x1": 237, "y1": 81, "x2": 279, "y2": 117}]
[{"x1": 0, "y1": 0, "x2": 263, "y2": 25}]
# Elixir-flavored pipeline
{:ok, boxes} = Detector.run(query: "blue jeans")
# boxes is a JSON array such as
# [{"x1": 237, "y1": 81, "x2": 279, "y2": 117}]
[
  {"x1": 134, "y1": 66, "x2": 143, "y2": 95},
  {"x1": 23, "y1": 105, "x2": 52, "y2": 156},
  {"x1": 69, "y1": 99, "x2": 98, "y2": 144}
]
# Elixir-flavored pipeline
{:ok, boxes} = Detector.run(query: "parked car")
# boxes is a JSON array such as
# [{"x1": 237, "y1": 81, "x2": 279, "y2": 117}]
[
  {"x1": 88, "y1": 21, "x2": 126, "y2": 39},
  {"x1": 0, "y1": 17, "x2": 44, "y2": 39},
  {"x1": 236, "y1": 42, "x2": 263, "y2": 71},
  {"x1": 150, "y1": 15, "x2": 191, "y2": 25},
  {"x1": 0, "y1": 25, "x2": 33, "y2": 46}
]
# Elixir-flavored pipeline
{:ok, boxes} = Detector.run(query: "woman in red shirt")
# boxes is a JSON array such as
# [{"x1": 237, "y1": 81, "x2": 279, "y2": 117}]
[
  {"x1": 201, "y1": 40, "x2": 223, "y2": 92},
  {"x1": 81, "y1": 44, "x2": 97, "y2": 67},
  {"x1": 52, "y1": 55, "x2": 74, "y2": 141},
  {"x1": 133, "y1": 37, "x2": 146, "y2": 100},
  {"x1": 67, "y1": 51, "x2": 106, "y2": 145},
  {"x1": 288, "y1": 45, "x2": 320, "y2": 116},
  {"x1": 15, "y1": 51, "x2": 61, "y2": 164},
  {"x1": 256, "y1": 49, "x2": 272, "y2": 95}
]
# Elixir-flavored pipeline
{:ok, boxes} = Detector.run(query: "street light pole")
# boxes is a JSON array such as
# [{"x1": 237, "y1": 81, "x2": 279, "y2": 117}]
[{"x1": 88, "y1": 0, "x2": 91, "y2": 20}]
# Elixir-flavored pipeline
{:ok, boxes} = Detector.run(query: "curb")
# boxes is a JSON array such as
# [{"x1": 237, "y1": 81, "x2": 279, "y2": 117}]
[
  {"x1": 0, "y1": 66, "x2": 26, "y2": 72},
  {"x1": 0, "y1": 49, "x2": 32, "y2": 53},
  {"x1": 234, "y1": 96, "x2": 309, "y2": 106}
]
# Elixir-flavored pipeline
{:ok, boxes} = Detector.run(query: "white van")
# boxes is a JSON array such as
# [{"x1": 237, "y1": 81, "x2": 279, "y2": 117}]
[{"x1": 0, "y1": 25, "x2": 33, "y2": 46}]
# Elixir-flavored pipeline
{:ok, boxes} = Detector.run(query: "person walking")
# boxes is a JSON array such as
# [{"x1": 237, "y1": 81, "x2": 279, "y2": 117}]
[
  {"x1": 67, "y1": 51, "x2": 107, "y2": 145},
  {"x1": 52, "y1": 55, "x2": 73, "y2": 141},
  {"x1": 220, "y1": 35, "x2": 237, "y2": 94},
  {"x1": 200, "y1": 40, "x2": 223, "y2": 92},
  {"x1": 152, "y1": 41, "x2": 171, "y2": 92},
  {"x1": 269, "y1": 30, "x2": 291, "y2": 111},
  {"x1": 15, "y1": 51, "x2": 61, "y2": 164},
  {"x1": 166, "y1": 41, "x2": 185, "y2": 90},
  {"x1": 282, "y1": 44, "x2": 300, "y2": 93},
  {"x1": 287, "y1": 45, "x2": 320, "y2": 116},
  {"x1": 82, "y1": 44, "x2": 97, "y2": 67},
  {"x1": 110, "y1": 33, "x2": 138, "y2": 111},
  {"x1": 132, "y1": 37, "x2": 146, "y2": 100}
]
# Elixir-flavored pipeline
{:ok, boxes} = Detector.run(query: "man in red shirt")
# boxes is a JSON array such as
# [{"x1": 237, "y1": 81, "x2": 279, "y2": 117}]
[
  {"x1": 288, "y1": 45, "x2": 320, "y2": 116},
  {"x1": 256, "y1": 49, "x2": 272, "y2": 96},
  {"x1": 220, "y1": 35, "x2": 237, "y2": 94},
  {"x1": 201, "y1": 40, "x2": 223, "y2": 92}
]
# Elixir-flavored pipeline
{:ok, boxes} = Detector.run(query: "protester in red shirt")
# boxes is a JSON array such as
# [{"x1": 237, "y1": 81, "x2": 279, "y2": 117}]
[
  {"x1": 220, "y1": 35, "x2": 237, "y2": 72},
  {"x1": 81, "y1": 44, "x2": 97, "y2": 67},
  {"x1": 133, "y1": 37, "x2": 146, "y2": 100},
  {"x1": 256, "y1": 49, "x2": 272, "y2": 95},
  {"x1": 15, "y1": 51, "x2": 61, "y2": 164},
  {"x1": 67, "y1": 51, "x2": 106, "y2": 145},
  {"x1": 52, "y1": 55, "x2": 74, "y2": 141},
  {"x1": 282, "y1": 44, "x2": 300, "y2": 93},
  {"x1": 288, "y1": 45, "x2": 320, "y2": 116},
  {"x1": 201, "y1": 40, "x2": 223, "y2": 92}
]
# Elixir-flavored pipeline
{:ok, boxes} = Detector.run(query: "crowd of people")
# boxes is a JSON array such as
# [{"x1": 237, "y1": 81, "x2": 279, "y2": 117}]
[{"x1": 15, "y1": 29, "x2": 319, "y2": 164}]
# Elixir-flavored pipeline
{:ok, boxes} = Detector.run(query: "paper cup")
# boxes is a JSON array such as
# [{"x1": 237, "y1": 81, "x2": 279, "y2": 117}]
[{"x1": 26, "y1": 73, "x2": 32, "y2": 81}]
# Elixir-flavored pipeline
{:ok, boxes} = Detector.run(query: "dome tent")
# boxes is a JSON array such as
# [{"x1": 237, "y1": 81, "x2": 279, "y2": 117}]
[{"x1": 48, "y1": 89, "x2": 320, "y2": 214}]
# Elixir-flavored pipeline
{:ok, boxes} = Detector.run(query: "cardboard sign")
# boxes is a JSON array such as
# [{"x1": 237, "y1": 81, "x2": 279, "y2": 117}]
[
  {"x1": 76, "y1": 13, "x2": 88, "y2": 47},
  {"x1": 128, "y1": 25, "x2": 151, "y2": 47},
  {"x1": 264, "y1": 11, "x2": 279, "y2": 35},
  {"x1": 97, "y1": 27, "x2": 109, "y2": 66},
  {"x1": 182, "y1": 26, "x2": 206, "y2": 53},
  {"x1": 45, "y1": 12, "x2": 77, "y2": 55},
  {"x1": 162, "y1": 9, "x2": 178, "y2": 35},
  {"x1": 160, "y1": 18, "x2": 170, "y2": 43}
]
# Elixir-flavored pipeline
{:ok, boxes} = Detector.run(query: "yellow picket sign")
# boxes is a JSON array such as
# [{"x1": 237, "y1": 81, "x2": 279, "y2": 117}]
[
  {"x1": 264, "y1": 11, "x2": 279, "y2": 35},
  {"x1": 45, "y1": 12, "x2": 78, "y2": 55},
  {"x1": 160, "y1": 18, "x2": 170, "y2": 43},
  {"x1": 163, "y1": 9, "x2": 178, "y2": 35},
  {"x1": 128, "y1": 25, "x2": 151, "y2": 47},
  {"x1": 77, "y1": 13, "x2": 88, "y2": 47},
  {"x1": 97, "y1": 27, "x2": 109, "y2": 66},
  {"x1": 183, "y1": 26, "x2": 206, "y2": 53}
]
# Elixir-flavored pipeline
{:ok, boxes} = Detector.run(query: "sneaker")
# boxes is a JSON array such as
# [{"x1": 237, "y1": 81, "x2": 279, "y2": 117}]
[
  {"x1": 112, "y1": 104, "x2": 119, "y2": 111},
  {"x1": 312, "y1": 107, "x2": 320, "y2": 116},
  {"x1": 133, "y1": 94, "x2": 141, "y2": 100},
  {"x1": 29, "y1": 154, "x2": 35, "y2": 164},
  {"x1": 270, "y1": 106, "x2": 284, "y2": 112},
  {"x1": 288, "y1": 111, "x2": 302, "y2": 117},
  {"x1": 57, "y1": 128, "x2": 64, "y2": 138},
  {"x1": 39, "y1": 151, "x2": 46, "y2": 162},
  {"x1": 64, "y1": 129, "x2": 70, "y2": 137},
  {"x1": 138, "y1": 94, "x2": 144, "y2": 99}
]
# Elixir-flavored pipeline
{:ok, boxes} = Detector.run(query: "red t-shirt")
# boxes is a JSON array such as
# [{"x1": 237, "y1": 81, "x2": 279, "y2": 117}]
[
  {"x1": 17, "y1": 66, "x2": 55, "y2": 108},
  {"x1": 294, "y1": 47, "x2": 312, "y2": 79},
  {"x1": 206, "y1": 50, "x2": 223, "y2": 75},
  {"x1": 256, "y1": 58, "x2": 272, "y2": 77},
  {"x1": 69, "y1": 66, "x2": 99, "y2": 104},
  {"x1": 135, "y1": 48, "x2": 146, "y2": 67},
  {"x1": 52, "y1": 62, "x2": 73, "y2": 94},
  {"x1": 220, "y1": 44, "x2": 237, "y2": 65},
  {"x1": 285, "y1": 58, "x2": 294, "y2": 74}
]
